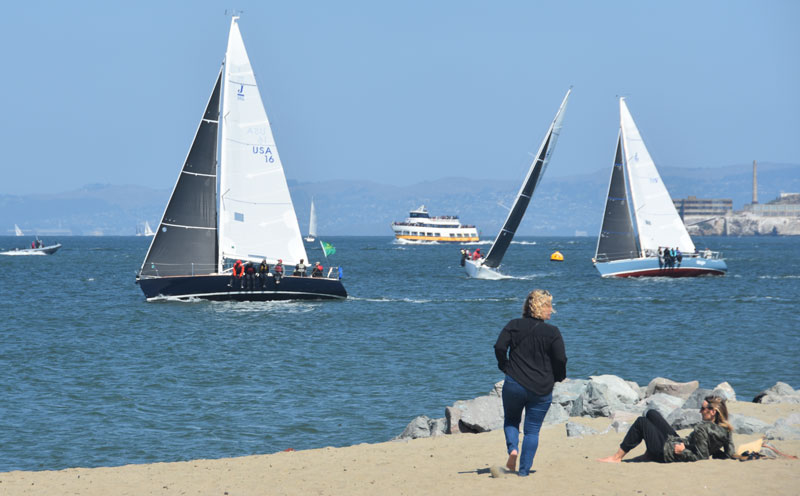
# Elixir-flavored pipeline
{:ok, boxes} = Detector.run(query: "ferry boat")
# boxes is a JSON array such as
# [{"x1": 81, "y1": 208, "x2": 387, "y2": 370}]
[{"x1": 391, "y1": 205, "x2": 479, "y2": 243}]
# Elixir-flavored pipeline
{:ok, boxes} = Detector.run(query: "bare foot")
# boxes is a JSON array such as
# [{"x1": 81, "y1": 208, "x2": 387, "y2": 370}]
[
  {"x1": 597, "y1": 448, "x2": 627, "y2": 463},
  {"x1": 506, "y1": 450, "x2": 518, "y2": 471}
]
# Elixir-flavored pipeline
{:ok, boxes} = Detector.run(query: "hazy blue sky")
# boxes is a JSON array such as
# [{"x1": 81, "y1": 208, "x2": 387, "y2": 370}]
[{"x1": 2, "y1": 0, "x2": 797, "y2": 195}]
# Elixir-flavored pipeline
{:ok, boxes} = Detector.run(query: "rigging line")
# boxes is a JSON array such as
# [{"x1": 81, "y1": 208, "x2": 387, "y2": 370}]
[{"x1": 161, "y1": 223, "x2": 216, "y2": 230}]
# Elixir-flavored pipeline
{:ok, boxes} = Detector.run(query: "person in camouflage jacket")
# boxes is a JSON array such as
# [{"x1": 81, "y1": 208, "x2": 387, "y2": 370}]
[{"x1": 598, "y1": 396, "x2": 735, "y2": 463}]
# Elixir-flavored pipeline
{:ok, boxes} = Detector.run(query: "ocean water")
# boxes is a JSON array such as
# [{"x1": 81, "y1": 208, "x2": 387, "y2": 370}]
[{"x1": 0, "y1": 235, "x2": 798, "y2": 472}]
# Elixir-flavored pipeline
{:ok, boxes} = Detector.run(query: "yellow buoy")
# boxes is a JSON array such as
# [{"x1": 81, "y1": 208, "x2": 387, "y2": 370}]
[{"x1": 550, "y1": 251, "x2": 564, "y2": 262}]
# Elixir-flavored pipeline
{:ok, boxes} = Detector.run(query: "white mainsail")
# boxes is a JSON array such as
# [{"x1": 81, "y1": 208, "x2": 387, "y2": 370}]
[
  {"x1": 143, "y1": 221, "x2": 155, "y2": 236},
  {"x1": 308, "y1": 199, "x2": 317, "y2": 238},
  {"x1": 14, "y1": 224, "x2": 23, "y2": 236},
  {"x1": 619, "y1": 98, "x2": 694, "y2": 256},
  {"x1": 218, "y1": 17, "x2": 308, "y2": 269}
]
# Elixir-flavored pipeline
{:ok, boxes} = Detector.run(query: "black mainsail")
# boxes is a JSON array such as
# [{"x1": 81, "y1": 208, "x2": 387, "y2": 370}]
[
  {"x1": 481, "y1": 89, "x2": 571, "y2": 269},
  {"x1": 595, "y1": 134, "x2": 638, "y2": 262},
  {"x1": 139, "y1": 70, "x2": 222, "y2": 277},
  {"x1": 483, "y1": 134, "x2": 552, "y2": 268}
]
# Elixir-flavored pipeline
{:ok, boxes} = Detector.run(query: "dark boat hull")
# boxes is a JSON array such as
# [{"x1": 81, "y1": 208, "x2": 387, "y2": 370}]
[{"x1": 137, "y1": 274, "x2": 347, "y2": 301}]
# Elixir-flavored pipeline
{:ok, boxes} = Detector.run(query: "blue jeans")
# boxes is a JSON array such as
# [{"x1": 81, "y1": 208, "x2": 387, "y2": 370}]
[{"x1": 502, "y1": 374, "x2": 552, "y2": 476}]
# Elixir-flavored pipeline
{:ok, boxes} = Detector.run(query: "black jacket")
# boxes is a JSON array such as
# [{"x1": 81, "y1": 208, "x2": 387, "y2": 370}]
[{"x1": 494, "y1": 317, "x2": 567, "y2": 395}]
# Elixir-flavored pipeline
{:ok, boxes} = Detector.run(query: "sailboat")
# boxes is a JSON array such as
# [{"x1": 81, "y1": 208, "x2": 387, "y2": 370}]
[
  {"x1": 135, "y1": 17, "x2": 347, "y2": 301},
  {"x1": 136, "y1": 221, "x2": 155, "y2": 237},
  {"x1": 592, "y1": 98, "x2": 727, "y2": 278},
  {"x1": 14, "y1": 224, "x2": 23, "y2": 236},
  {"x1": 304, "y1": 199, "x2": 317, "y2": 242},
  {"x1": 465, "y1": 89, "x2": 571, "y2": 279}
]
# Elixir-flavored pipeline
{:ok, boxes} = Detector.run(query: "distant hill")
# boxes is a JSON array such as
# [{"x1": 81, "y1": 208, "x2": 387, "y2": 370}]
[{"x1": 1, "y1": 162, "x2": 797, "y2": 236}]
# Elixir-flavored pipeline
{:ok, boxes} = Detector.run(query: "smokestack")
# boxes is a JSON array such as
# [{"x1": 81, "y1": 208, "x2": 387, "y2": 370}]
[{"x1": 752, "y1": 160, "x2": 758, "y2": 204}]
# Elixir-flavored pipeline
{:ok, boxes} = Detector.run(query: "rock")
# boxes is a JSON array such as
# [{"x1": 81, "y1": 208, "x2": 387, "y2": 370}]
[
  {"x1": 765, "y1": 418, "x2": 800, "y2": 441},
  {"x1": 458, "y1": 395, "x2": 504, "y2": 433},
  {"x1": 543, "y1": 402, "x2": 569, "y2": 425},
  {"x1": 489, "y1": 380, "x2": 504, "y2": 398},
  {"x1": 566, "y1": 421, "x2": 599, "y2": 438},
  {"x1": 589, "y1": 375, "x2": 640, "y2": 405},
  {"x1": 641, "y1": 393, "x2": 685, "y2": 419},
  {"x1": 553, "y1": 379, "x2": 588, "y2": 413},
  {"x1": 625, "y1": 381, "x2": 643, "y2": 402},
  {"x1": 645, "y1": 377, "x2": 699, "y2": 400},
  {"x1": 753, "y1": 382, "x2": 800, "y2": 404},
  {"x1": 712, "y1": 382, "x2": 736, "y2": 402},
  {"x1": 396, "y1": 415, "x2": 447, "y2": 440},
  {"x1": 572, "y1": 380, "x2": 613, "y2": 417},
  {"x1": 729, "y1": 414, "x2": 771, "y2": 435},
  {"x1": 609, "y1": 420, "x2": 630, "y2": 433},
  {"x1": 445, "y1": 405, "x2": 462, "y2": 434},
  {"x1": 682, "y1": 388, "x2": 714, "y2": 409},
  {"x1": 667, "y1": 408, "x2": 702, "y2": 430}
]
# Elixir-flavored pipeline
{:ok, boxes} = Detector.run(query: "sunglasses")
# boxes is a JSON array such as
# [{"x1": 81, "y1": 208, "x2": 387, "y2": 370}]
[{"x1": 700, "y1": 405, "x2": 715, "y2": 412}]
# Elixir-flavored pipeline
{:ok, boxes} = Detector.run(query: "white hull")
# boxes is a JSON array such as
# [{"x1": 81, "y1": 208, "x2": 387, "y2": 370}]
[
  {"x1": 304, "y1": 236, "x2": 316, "y2": 242},
  {"x1": 1, "y1": 243, "x2": 62, "y2": 256},
  {"x1": 464, "y1": 259, "x2": 510, "y2": 280}
]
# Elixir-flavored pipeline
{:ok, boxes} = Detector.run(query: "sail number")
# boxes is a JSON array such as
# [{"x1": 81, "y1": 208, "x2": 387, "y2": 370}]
[{"x1": 252, "y1": 146, "x2": 275, "y2": 163}]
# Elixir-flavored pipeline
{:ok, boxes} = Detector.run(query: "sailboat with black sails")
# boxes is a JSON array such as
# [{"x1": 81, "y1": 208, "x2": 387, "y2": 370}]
[
  {"x1": 464, "y1": 89, "x2": 570, "y2": 279},
  {"x1": 136, "y1": 17, "x2": 346, "y2": 301}
]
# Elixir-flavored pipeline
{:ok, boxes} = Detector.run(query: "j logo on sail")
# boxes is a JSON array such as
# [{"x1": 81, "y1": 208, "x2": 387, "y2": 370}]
[{"x1": 237, "y1": 84, "x2": 245, "y2": 100}]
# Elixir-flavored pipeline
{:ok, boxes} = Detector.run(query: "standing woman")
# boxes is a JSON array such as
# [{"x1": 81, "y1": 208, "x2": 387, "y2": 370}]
[{"x1": 494, "y1": 289, "x2": 567, "y2": 476}]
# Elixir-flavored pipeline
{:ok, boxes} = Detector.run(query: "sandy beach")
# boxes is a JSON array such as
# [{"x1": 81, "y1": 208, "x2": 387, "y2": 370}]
[{"x1": 2, "y1": 401, "x2": 798, "y2": 495}]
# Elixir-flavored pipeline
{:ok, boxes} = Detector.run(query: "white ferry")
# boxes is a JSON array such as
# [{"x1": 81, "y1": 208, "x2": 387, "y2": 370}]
[{"x1": 391, "y1": 205, "x2": 479, "y2": 243}]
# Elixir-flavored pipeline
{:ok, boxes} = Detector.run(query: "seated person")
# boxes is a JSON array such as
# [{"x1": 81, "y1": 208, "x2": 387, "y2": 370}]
[
  {"x1": 311, "y1": 262, "x2": 323, "y2": 277},
  {"x1": 293, "y1": 259, "x2": 307, "y2": 276},
  {"x1": 598, "y1": 396, "x2": 734, "y2": 463}
]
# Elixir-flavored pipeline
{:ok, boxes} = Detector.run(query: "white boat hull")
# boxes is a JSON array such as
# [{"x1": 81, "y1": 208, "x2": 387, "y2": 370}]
[
  {"x1": 0, "y1": 243, "x2": 62, "y2": 256},
  {"x1": 464, "y1": 259, "x2": 510, "y2": 280}
]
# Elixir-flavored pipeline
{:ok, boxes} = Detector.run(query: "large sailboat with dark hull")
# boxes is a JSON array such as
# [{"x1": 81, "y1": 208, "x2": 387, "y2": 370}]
[
  {"x1": 592, "y1": 98, "x2": 726, "y2": 278},
  {"x1": 136, "y1": 17, "x2": 346, "y2": 301},
  {"x1": 465, "y1": 89, "x2": 570, "y2": 279}
]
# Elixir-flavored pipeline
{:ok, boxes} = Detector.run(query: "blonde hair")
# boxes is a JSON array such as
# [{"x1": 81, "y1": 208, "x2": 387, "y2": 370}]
[
  {"x1": 705, "y1": 395, "x2": 733, "y2": 432},
  {"x1": 523, "y1": 289, "x2": 553, "y2": 320}
]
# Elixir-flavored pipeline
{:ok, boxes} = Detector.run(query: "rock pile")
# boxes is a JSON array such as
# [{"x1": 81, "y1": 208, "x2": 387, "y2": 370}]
[{"x1": 396, "y1": 376, "x2": 800, "y2": 441}]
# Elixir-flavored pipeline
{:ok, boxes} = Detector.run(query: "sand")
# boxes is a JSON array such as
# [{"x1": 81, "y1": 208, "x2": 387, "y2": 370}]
[{"x1": 2, "y1": 402, "x2": 798, "y2": 495}]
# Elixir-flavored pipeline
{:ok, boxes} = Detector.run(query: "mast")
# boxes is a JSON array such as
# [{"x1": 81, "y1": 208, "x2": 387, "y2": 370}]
[{"x1": 482, "y1": 88, "x2": 571, "y2": 268}]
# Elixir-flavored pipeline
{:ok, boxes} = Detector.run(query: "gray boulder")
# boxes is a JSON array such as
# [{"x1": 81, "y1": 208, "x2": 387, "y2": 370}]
[
  {"x1": 667, "y1": 408, "x2": 702, "y2": 430},
  {"x1": 396, "y1": 415, "x2": 447, "y2": 440},
  {"x1": 729, "y1": 413, "x2": 771, "y2": 435},
  {"x1": 590, "y1": 375, "x2": 640, "y2": 405},
  {"x1": 765, "y1": 425, "x2": 800, "y2": 441},
  {"x1": 543, "y1": 402, "x2": 569, "y2": 425},
  {"x1": 458, "y1": 395, "x2": 504, "y2": 433},
  {"x1": 566, "y1": 421, "x2": 599, "y2": 438},
  {"x1": 645, "y1": 377, "x2": 699, "y2": 400},
  {"x1": 682, "y1": 388, "x2": 714, "y2": 409},
  {"x1": 625, "y1": 380, "x2": 643, "y2": 402},
  {"x1": 753, "y1": 382, "x2": 800, "y2": 404},
  {"x1": 712, "y1": 382, "x2": 737, "y2": 402},
  {"x1": 572, "y1": 380, "x2": 613, "y2": 417},
  {"x1": 641, "y1": 393, "x2": 685, "y2": 419},
  {"x1": 553, "y1": 379, "x2": 588, "y2": 413}
]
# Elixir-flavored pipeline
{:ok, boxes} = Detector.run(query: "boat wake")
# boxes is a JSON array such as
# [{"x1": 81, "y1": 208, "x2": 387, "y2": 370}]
[{"x1": 511, "y1": 241, "x2": 537, "y2": 245}]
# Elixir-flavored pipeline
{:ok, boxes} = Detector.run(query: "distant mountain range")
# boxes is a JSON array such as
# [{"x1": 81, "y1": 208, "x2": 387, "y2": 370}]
[{"x1": 2, "y1": 162, "x2": 797, "y2": 237}]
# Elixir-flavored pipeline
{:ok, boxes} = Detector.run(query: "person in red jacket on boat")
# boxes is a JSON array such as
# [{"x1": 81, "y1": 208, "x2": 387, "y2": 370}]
[
  {"x1": 229, "y1": 260, "x2": 244, "y2": 288},
  {"x1": 472, "y1": 248, "x2": 482, "y2": 260}
]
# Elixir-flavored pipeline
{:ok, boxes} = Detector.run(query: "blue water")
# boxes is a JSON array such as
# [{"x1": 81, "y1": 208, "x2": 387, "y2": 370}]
[{"x1": 1, "y1": 235, "x2": 798, "y2": 472}]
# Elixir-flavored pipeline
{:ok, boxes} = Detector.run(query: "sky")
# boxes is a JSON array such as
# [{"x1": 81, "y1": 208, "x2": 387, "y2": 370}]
[{"x1": 1, "y1": 0, "x2": 798, "y2": 195}]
